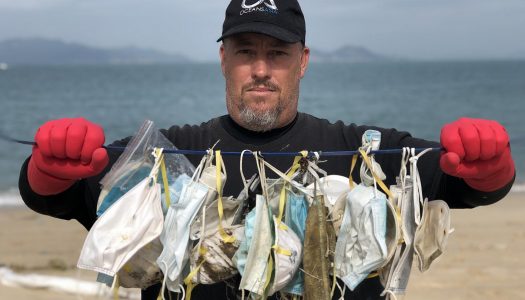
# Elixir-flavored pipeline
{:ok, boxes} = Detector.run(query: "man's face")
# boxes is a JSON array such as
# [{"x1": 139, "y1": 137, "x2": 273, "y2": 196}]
[{"x1": 220, "y1": 33, "x2": 310, "y2": 132}]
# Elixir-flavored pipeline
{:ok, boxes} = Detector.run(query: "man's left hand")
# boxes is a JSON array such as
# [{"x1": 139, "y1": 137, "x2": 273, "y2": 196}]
[{"x1": 440, "y1": 117, "x2": 515, "y2": 192}]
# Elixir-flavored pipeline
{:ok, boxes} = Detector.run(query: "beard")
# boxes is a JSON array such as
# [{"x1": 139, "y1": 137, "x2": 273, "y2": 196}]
[
  {"x1": 237, "y1": 100, "x2": 284, "y2": 132},
  {"x1": 225, "y1": 78, "x2": 299, "y2": 132}
]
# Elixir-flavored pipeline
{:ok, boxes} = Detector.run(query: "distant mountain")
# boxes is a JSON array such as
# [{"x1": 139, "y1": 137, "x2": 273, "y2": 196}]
[
  {"x1": 0, "y1": 38, "x2": 190, "y2": 65},
  {"x1": 310, "y1": 45, "x2": 389, "y2": 63}
]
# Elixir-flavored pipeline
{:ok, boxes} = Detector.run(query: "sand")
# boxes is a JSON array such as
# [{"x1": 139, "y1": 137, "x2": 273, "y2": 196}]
[{"x1": 1, "y1": 192, "x2": 524, "y2": 299}]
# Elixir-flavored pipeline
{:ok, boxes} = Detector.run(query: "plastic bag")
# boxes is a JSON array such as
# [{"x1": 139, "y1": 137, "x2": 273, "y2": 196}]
[{"x1": 97, "y1": 120, "x2": 195, "y2": 216}]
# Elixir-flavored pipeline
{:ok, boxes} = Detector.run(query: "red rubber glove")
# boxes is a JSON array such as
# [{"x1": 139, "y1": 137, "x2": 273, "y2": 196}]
[
  {"x1": 440, "y1": 117, "x2": 515, "y2": 192},
  {"x1": 28, "y1": 118, "x2": 109, "y2": 195}
]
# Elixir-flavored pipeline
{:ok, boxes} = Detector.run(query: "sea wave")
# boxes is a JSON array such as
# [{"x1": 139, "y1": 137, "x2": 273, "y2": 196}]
[
  {"x1": 511, "y1": 182, "x2": 525, "y2": 193},
  {"x1": 0, "y1": 188, "x2": 24, "y2": 207}
]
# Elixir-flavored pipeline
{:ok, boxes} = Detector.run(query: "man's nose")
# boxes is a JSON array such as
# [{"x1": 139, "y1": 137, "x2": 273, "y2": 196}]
[{"x1": 251, "y1": 57, "x2": 271, "y2": 80}]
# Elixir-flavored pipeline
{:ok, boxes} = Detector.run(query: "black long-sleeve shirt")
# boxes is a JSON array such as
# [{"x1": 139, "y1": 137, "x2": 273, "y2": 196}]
[{"x1": 18, "y1": 112, "x2": 514, "y2": 300}]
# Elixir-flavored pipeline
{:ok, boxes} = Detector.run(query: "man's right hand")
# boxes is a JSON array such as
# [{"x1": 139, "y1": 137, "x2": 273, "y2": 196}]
[{"x1": 28, "y1": 118, "x2": 109, "y2": 195}]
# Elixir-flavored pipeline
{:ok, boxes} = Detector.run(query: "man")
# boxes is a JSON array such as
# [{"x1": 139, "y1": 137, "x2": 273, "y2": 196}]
[{"x1": 19, "y1": 0, "x2": 515, "y2": 299}]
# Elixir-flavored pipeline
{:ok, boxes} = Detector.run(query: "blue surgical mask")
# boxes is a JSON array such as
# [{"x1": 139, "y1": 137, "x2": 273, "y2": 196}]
[
  {"x1": 97, "y1": 165, "x2": 151, "y2": 216},
  {"x1": 281, "y1": 190, "x2": 308, "y2": 295},
  {"x1": 233, "y1": 207, "x2": 256, "y2": 276},
  {"x1": 237, "y1": 195, "x2": 274, "y2": 296}
]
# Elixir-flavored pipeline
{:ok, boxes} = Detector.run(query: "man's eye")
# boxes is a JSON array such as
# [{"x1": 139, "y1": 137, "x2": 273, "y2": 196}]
[
  {"x1": 270, "y1": 50, "x2": 288, "y2": 57},
  {"x1": 237, "y1": 49, "x2": 253, "y2": 55}
]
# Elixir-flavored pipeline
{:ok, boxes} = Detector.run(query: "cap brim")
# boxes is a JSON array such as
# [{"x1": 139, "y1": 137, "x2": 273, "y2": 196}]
[{"x1": 217, "y1": 22, "x2": 302, "y2": 43}]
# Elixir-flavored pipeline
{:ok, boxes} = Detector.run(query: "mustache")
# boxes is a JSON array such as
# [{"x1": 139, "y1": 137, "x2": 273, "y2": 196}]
[{"x1": 243, "y1": 80, "x2": 280, "y2": 92}]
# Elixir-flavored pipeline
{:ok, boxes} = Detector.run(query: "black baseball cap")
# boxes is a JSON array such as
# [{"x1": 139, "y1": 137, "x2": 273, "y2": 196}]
[{"x1": 217, "y1": 0, "x2": 306, "y2": 44}]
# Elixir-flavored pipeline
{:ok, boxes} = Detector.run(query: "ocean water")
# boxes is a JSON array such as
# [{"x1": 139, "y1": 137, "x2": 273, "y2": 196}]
[{"x1": 1, "y1": 61, "x2": 524, "y2": 205}]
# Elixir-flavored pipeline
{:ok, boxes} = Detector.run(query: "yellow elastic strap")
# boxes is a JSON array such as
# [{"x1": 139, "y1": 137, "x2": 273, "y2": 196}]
[
  {"x1": 262, "y1": 254, "x2": 274, "y2": 295},
  {"x1": 183, "y1": 247, "x2": 208, "y2": 300},
  {"x1": 349, "y1": 154, "x2": 358, "y2": 189},
  {"x1": 367, "y1": 271, "x2": 379, "y2": 279},
  {"x1": 358, "y1": 149, "x2": 394, "y2": 200},
  {"x1": 278, "y1": 222, "x2": 289, "y2": 231},
  {"x1": 276, "y1": 151, "x2": 307, "y2": 223},
  {"x1": 160, "y1": 155, "x2": 171, "y2": 207},
  {"x1": 272, "y1": 244, "x2": 292, "y2": 256},
  {"x1": 112, "y1": 274, "x2": 120, "y2": 300},
  {"x1": 215, "y1": 151, "x2": 236, "y2": 244}
]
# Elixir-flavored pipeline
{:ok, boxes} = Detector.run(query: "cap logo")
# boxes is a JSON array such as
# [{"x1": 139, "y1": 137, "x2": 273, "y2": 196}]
[{"x1": 241, "y1": 0, "x2": 278, "y2": 10}]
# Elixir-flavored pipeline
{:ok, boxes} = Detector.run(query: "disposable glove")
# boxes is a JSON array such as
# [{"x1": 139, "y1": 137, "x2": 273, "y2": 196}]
[
  {"x1": 28, "y1": 118, "x2": 109, "y2": 195},
  {"x1": 440, "y1": 117, "x2": 515, "y2": 192}
]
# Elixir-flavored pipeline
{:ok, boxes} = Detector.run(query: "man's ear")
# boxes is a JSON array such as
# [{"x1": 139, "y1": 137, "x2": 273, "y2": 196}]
[
  {"x1": 220, "y1": 43, "x2": 226, "y2": 76},
  {"x1": 300, "y1": 46, "x2": 310, "y2": 78}
]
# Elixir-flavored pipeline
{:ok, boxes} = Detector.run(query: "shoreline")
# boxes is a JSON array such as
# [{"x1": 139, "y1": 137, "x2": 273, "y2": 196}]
[{"x1": 1, "y1": 192, "x2": 524, "y2": 299}]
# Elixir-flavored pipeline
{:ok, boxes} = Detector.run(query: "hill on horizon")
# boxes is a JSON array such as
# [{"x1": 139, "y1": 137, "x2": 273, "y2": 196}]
[
  {"x1": 0, "y1": 38, "x2": 394, "y2": 65},
  {"x1": 0, "y1": 38, "x2": 190, "y2": 65},
  {"x1": 309, "y1": 45, "x2": 391, "y2": 63}
]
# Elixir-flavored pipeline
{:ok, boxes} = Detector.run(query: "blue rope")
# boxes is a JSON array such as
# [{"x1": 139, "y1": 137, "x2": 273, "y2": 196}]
[
  {"x1": 0, "y1": 134, "x2": 443, "y2": 156},
  {"x1": 6, "y1": 133, "x2": 525, "y2": 157},
  {"x1": 4, "y1": 131, "x2": 525, "y2": 157}
]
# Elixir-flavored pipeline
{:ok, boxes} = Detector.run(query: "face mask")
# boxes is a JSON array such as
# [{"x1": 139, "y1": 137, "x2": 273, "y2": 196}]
[
  {"x1": 334, "y1": 184, "x2": 388, "y2": 290},
  {"x1": 269, "y1": 216, "x2": 302, "y2": 295},
  {"x1": 303, "y1": 194, "x2": 336, "y2": 300},
  {"x1": 96, "y1": 163, "x2": 151, "y2": 216},
  {"x1": 281, "y1": 190, "x2": 308, "y2": 296},
  {"x1": 380, "y1": 177, "x2": 414, "y2": 297},
  {"x1": 190, "y1": 196, "x2": 241, "y2": 241},
  {"x1": 380, "y1": 147, "x2": 434, "y2": 298},
  {"x1": 233, "y1": 207, "x2": 256, "y2": 277},
  {"x1": 414, "y1": 199, "x2": 453, "y2": 272},
  {"x1": 78, "y1": 149, "x2": 165, "y2": 279},
  {"x1": 164, "y1": 173, "x2": 192, "y2": 213},
  {"x1": 238, "y1": 194, "x2": 274, "y2": 296},
  {"x1": 95, "y1": 174, "x2": 190, "y2": 289},
  {"x1": 305, "y1": 175, "x2": 351, "y2": 209},
  {"x1": 187, "y1": 224, "x2": 245, "y2": 285},
  {"x1": 114, "y1": 237, "x2": 164, "y2": 288},
  {"x1": 156, "y1": 155, "x2": 216, "y2": 293}
]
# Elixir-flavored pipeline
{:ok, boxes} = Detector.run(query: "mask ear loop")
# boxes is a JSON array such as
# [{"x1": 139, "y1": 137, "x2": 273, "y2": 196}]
[
  {"x1": 358, "y1": 148, "x2": 394, "y2": 201},
  {"x1": 409, "y1": 147, "x2": 433, "y2": 226},
  {"x1": 348, "y1": 154, "x2": 358, "y2": 190},
  {"x1": 304, "y1": 152, "x2": 328, "y2": 200},
  {"x1": 254, "y1": 152, "x2": 269, "y2": 202},
  {"x1": 239, "y1": 149, "x2": 252, "y2": 192}
]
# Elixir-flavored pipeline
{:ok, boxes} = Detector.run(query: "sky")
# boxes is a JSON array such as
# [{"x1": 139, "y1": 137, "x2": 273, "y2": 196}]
[{"x1": 0, "y1": 0, "x2": 524, "y2": 61}]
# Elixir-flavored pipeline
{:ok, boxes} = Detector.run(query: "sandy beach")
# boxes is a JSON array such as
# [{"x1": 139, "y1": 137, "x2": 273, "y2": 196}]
[{"x1": 1, "y1": 192, "x2": 524, "y2": 300}]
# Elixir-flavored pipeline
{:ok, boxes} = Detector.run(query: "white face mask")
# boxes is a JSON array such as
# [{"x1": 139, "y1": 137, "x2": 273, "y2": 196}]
[
  {"x1": 334, "y1": 184, "x2": 388, "y2": 290},
  {"x1": 190, "y1": 196, "x2": 241, "y2": 240},
  {"x1": 414, "y1": 199, "x2": 453, "y2": 272},
  {"x1": 156, "y1": 154, "x2": 217, "y2": 293},
  {"x1": 380, "y1": 147, "x2": 435, "y2": 299},
  {"x1": 380, "y1": 177, "x2": 415, "y2": 297},
  {"x1": 269, "y1": 216, "x2": 302, "y2": 295},
  {"x1": 157, "y1": 183, "x2": 209, "y2": 291},
  {"x1": 77, "y1": 149, "x2": 165, "y2": 279}
]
